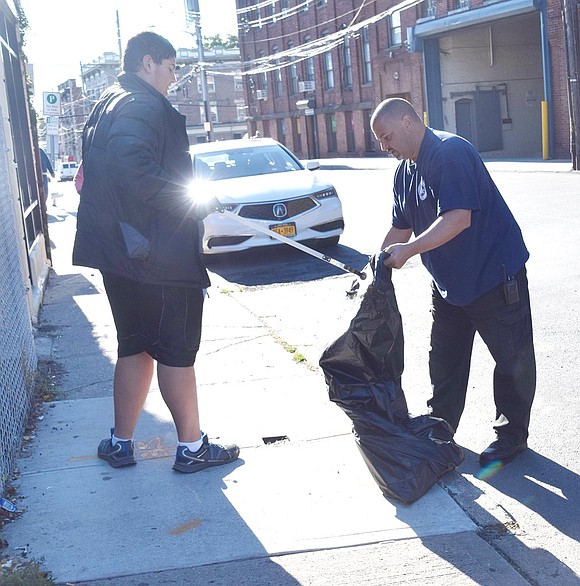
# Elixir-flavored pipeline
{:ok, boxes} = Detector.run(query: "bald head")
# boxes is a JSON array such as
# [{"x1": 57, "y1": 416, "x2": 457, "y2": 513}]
[
  {"x1": 371, "y1": 98, "x2": 422, "y2": 128},
  {"x1": 371, "y1": 98, "x2": 425, "y2": 161}
]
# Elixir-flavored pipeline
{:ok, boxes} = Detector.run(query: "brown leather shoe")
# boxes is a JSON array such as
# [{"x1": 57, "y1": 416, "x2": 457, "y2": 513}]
[{"x1": 479, "y1": 439, "x2": 527, "y2": 466}]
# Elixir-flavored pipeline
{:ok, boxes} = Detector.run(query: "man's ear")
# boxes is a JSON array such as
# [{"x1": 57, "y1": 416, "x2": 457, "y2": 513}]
[{"x1": 140, "y1": 54, "x2": 154, "y2": 72}]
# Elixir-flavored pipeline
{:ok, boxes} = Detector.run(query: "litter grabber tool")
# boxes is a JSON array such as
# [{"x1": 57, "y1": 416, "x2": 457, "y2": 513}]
[{"x1": 222, "y1": 209, "x2": 367, "y2": 280}]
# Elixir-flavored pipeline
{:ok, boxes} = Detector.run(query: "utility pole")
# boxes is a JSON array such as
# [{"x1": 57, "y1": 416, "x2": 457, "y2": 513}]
[
  {"x1": 562, "y1": 0, "x2": 580, "y2": 169},
  {"x1": 116, "y1": 10, "x2": 123, "y2": 66},
  {"x1": 185, "y1": 0, "x2": 212, "y2": 142}
]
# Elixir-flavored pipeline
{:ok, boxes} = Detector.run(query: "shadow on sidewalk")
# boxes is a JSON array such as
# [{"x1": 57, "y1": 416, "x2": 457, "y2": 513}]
[
  {"x1": 419, "y1": 447, "x2": 580, "y2": 584},
  {"x1": 204, "y1": 243, "x2": 369, "y2": 286},
  {"x1": 23, "y1": 274, "x2": 302, "y2": 583}
]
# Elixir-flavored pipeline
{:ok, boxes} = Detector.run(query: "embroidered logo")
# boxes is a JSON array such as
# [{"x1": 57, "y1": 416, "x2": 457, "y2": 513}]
[{"x1": 418, "y1": 178, "x2": 428, "y2": 201}]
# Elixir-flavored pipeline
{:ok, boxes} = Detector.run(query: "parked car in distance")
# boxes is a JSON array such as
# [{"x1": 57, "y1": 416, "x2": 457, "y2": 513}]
[
  {"x1": 189, "y1": 138, "x2": 344, "y2": 255},
  {"x1": 58, "y1": 161, "x2": 79, "y2": 182}
]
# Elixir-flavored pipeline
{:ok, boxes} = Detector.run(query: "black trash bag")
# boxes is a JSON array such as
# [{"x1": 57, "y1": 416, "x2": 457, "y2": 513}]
[{"x1": 319, "y1": 253, "x2": 464, "y2": 504}]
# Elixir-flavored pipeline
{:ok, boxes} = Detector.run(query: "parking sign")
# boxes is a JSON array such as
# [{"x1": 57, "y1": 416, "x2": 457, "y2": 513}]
[{"x1": 43, "y1": 92, "x2": 61, "y2": 116}]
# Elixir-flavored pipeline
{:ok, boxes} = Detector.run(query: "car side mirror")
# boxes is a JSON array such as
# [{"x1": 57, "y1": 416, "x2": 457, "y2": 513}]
[{"x1": 305, "y1": 160, "x2": 320, "y2": 171}]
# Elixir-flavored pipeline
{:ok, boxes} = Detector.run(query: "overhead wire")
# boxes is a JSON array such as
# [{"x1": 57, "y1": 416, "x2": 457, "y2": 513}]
[
  {"x1": 237, "y1": 1, "x2": 379, "y2": 45},
  {"x1": 223, "y1": 0, "x2": 422, "y2": 77}
]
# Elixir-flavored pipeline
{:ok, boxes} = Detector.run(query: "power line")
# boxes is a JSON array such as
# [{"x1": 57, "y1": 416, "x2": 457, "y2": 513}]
[{"x1": 232, "y1": 0, "x2": 421, "y2": 77}]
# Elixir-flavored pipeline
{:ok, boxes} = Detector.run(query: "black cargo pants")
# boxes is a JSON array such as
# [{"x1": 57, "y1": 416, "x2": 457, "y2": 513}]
[{"x1": 427, "y1": 267, "x2": 536, "y2": 443}]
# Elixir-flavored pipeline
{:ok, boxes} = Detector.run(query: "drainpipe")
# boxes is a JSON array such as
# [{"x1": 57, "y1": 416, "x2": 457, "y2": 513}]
[{"x1": 538, "y1": 0, "x2": 554, "y2": 158}]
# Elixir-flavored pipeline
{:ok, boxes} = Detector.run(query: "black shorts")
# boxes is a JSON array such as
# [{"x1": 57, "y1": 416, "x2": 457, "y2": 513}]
[{"x1": 101, "y1": 273, "x2": 204, "y2": 367}]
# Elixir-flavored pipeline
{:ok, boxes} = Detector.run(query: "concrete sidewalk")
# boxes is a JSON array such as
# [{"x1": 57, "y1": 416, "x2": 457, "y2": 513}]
[{"x1": 2, "y1": 186, "x2": 549, "y2": 585}]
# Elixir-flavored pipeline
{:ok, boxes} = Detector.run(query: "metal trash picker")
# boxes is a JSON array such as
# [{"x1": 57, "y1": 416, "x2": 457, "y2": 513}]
[{"x1": 222, "y1": 209, "x2": 367, "y2": 280}]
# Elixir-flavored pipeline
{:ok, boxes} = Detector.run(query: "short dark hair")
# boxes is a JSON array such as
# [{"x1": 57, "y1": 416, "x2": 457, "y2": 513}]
[{"x1": 123, "y1": 32, "x2": 176, "y2": 73}]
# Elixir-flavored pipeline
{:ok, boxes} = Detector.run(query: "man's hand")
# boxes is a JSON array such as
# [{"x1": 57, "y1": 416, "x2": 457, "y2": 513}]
[
  {"x1": 382, "y1": 243, "x2": 413, "y2": 269},
  {"x1": 192, "y1": 196, "x2": 224, "y2": 219}
]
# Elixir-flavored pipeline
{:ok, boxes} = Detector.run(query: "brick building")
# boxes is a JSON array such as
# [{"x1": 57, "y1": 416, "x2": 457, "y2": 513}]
[
  {"x1": 61, "y1": 47, "x2": 246, "y2": 157},
  {"x1": 237, "y1": 0, "x2": 576, "y2": 160}
]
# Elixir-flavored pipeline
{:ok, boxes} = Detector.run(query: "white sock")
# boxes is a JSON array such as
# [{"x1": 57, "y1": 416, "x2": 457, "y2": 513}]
[
  {"x1": 179, "y1": 433, "x2": 205, "y2": 453},
  {"x1": 111, "y1": 434, "x2": 132, "y2": 446}
]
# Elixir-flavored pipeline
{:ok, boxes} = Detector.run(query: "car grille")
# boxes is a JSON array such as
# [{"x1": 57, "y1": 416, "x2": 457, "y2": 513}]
[{"x1": 238, "y1": 197, "x2": 317, "y2": 221}]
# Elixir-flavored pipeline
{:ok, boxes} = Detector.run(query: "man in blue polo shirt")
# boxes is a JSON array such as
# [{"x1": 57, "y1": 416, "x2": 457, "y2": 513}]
[{"x1": 371, "y1": 98, "x2": 536, "y2": 468}]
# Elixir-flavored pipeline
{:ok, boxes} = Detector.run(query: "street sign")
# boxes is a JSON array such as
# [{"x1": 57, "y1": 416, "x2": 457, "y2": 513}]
[
  {"x1": 45, "y1": 116, "x2": 59, "y2": 136},
  {"x1": 43, "y1": 92, "x2": 61, "y2": 116}
]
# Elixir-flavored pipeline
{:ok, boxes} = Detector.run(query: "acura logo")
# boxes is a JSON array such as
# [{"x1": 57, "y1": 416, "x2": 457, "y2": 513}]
[{"x1": 273, "y1": 203, "x2": 288, "y2": 219}]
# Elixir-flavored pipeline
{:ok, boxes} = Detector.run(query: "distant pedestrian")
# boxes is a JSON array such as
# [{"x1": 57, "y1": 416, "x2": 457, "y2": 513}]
[
  {"x1": 39, "y1": 147, "x2": 54, "y2": 201},
  {"x1": 371, "y1": 98, "x2": 536, "y2": 468},
  {"x1": 73, "y1": 31, "x2": 239, "y2": 473}
]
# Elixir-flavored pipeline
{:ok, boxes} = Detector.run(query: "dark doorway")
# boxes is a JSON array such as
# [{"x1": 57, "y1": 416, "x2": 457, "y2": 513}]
[
  {"x1": 455, "y1": 90, "x2": 503, "y2": 152},
  {"x1": 455, "y1": 99, "x2": 474, "y2": 143},
  {"x1": 475, "y1": 90, "x2": 503, "y2": 152}
]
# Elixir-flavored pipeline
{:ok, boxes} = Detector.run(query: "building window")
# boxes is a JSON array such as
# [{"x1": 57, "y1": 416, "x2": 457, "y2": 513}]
[
  {"x1": 277, "y1": 118, "x2": 286, "y2": 145},
  {"x1": 303, "y1": 0, "x2": 310, "y2": 12},
  {"x1": 258, "y1": 50, "x2": 268, "y2": 96},
  {"x1": 345, "y1": 111, "x2": 356, "y2": 152},
  {"x1": 289, "y1": 43, "x2": 299, "y2": 95},
  {"x1": 200, "y1": 104, "x2": 219, "y2": 123},
  {"x1": 343, "y1": 35, "x2": 353, "y2": 89},
  {"x1": 234, "y1": 75, "x2": 244, "y2": 92},
  {"x1": 267, "y1": 1, "x2": 276, "y2": 25},
  {"x1": 423, "y1": 0, "x2": 436, "y2": 18},
  {"x1": 197, "y1": 74, "x2": 215, "y2": 93},
  {"x1": 304, "y1": 36, "x2": 315, "y2": 82},
  {"x1": 282, "y1": 0, "x2": 291, "y2": 11},
  {"x1": 453, "y1": 0, "x2": 469, "y2": 9},
  {"x1": 292, "y1": 117, "x2": 302, "y2": 151},
  {"x1": 273, "y1": 46, "x2": 283, "y2": 98},
  {"x1": 322, "y1": 31, "x2": 334, "y2": 90},
  {"x1": 361, "y1": 26, "x2": 372, "y2": 83},
  {"x1": 326, "y1": 113, "x2": 337, "y2": 151},
  {"x1": 317, "y1": 0, "x2": 327, "y2": 7},
  {"x1": 363, "y1": 109, "x2": 376, "y2": 152},
  {"x1": 389, "y1": 11, "x2": 402, "y2": 46}
]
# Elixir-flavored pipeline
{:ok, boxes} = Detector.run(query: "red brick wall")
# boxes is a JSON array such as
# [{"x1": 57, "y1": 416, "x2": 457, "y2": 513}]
[{"x1": 237, "y1": 0, "x2": 573, "y2": 159}]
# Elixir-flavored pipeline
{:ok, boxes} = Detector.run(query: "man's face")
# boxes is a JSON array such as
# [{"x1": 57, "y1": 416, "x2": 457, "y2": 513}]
[
  {"x1": 145, "y1": 56, "x2": 177, "y2": 96},
  {"x1": 372, "y1": 114, "x2": 415, "y2": 161}
]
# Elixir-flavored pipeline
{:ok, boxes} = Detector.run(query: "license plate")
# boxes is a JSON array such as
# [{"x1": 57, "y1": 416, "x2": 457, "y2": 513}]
[{"x1": 269, "y1": 222, "x2": 296, "y2": 238}]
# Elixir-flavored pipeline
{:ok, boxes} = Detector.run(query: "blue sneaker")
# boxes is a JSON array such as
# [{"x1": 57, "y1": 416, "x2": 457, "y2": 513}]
[
  {"x1": 173, "y1": 435, "x2": 239, "y2": 474},
  {"x1": 98, "y1": 429, "x2": 136, "y2": 468}
]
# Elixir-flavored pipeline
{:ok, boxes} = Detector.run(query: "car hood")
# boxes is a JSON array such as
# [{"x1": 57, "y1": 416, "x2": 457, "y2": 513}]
[{"x1": 191, "y1": 170, "x2": 333, "y2": 204}]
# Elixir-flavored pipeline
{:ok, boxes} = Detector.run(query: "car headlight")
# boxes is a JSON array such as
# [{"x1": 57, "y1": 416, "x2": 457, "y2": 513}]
[{"x1": 312, "y1": 187, "x2": 338, "y2": 200}]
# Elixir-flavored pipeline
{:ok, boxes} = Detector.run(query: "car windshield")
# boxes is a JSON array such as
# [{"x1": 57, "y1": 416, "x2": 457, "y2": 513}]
[{"x1": 193, "y1": 145, "x2": 302, "y2": 181}]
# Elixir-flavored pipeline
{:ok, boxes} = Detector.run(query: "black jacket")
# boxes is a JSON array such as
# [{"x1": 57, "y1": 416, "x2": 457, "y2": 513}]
[{"x1": 73, "y1": 73, "x2": 210, "y2": 288}]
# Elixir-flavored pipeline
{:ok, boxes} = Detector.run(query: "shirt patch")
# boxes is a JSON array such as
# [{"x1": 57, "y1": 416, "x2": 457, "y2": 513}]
[{"x1": 418, "y1": 177, "x2": 428, "y2": 201}]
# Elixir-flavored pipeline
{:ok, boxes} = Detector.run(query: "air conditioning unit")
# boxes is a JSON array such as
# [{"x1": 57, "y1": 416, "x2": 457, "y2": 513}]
[
  {"x1": 256, "y1": 89, "x2": 268, "y2": 100},
  {"x1": 299, "y1": 80, "x2": 315, "y2": 92}
]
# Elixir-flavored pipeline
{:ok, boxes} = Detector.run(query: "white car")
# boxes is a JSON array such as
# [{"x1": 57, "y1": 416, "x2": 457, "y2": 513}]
[
  {"x1": 189, "y1": 138, "x2": 344, "y2": 255},
  {"x1": 58, "y1": 161, "x2": 79, "y2": 182}
]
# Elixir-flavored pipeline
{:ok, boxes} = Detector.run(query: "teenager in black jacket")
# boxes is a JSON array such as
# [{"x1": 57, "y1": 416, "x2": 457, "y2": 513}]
[{"x1": 73, "y1": 32, "x2": 239, "y2": 473}]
